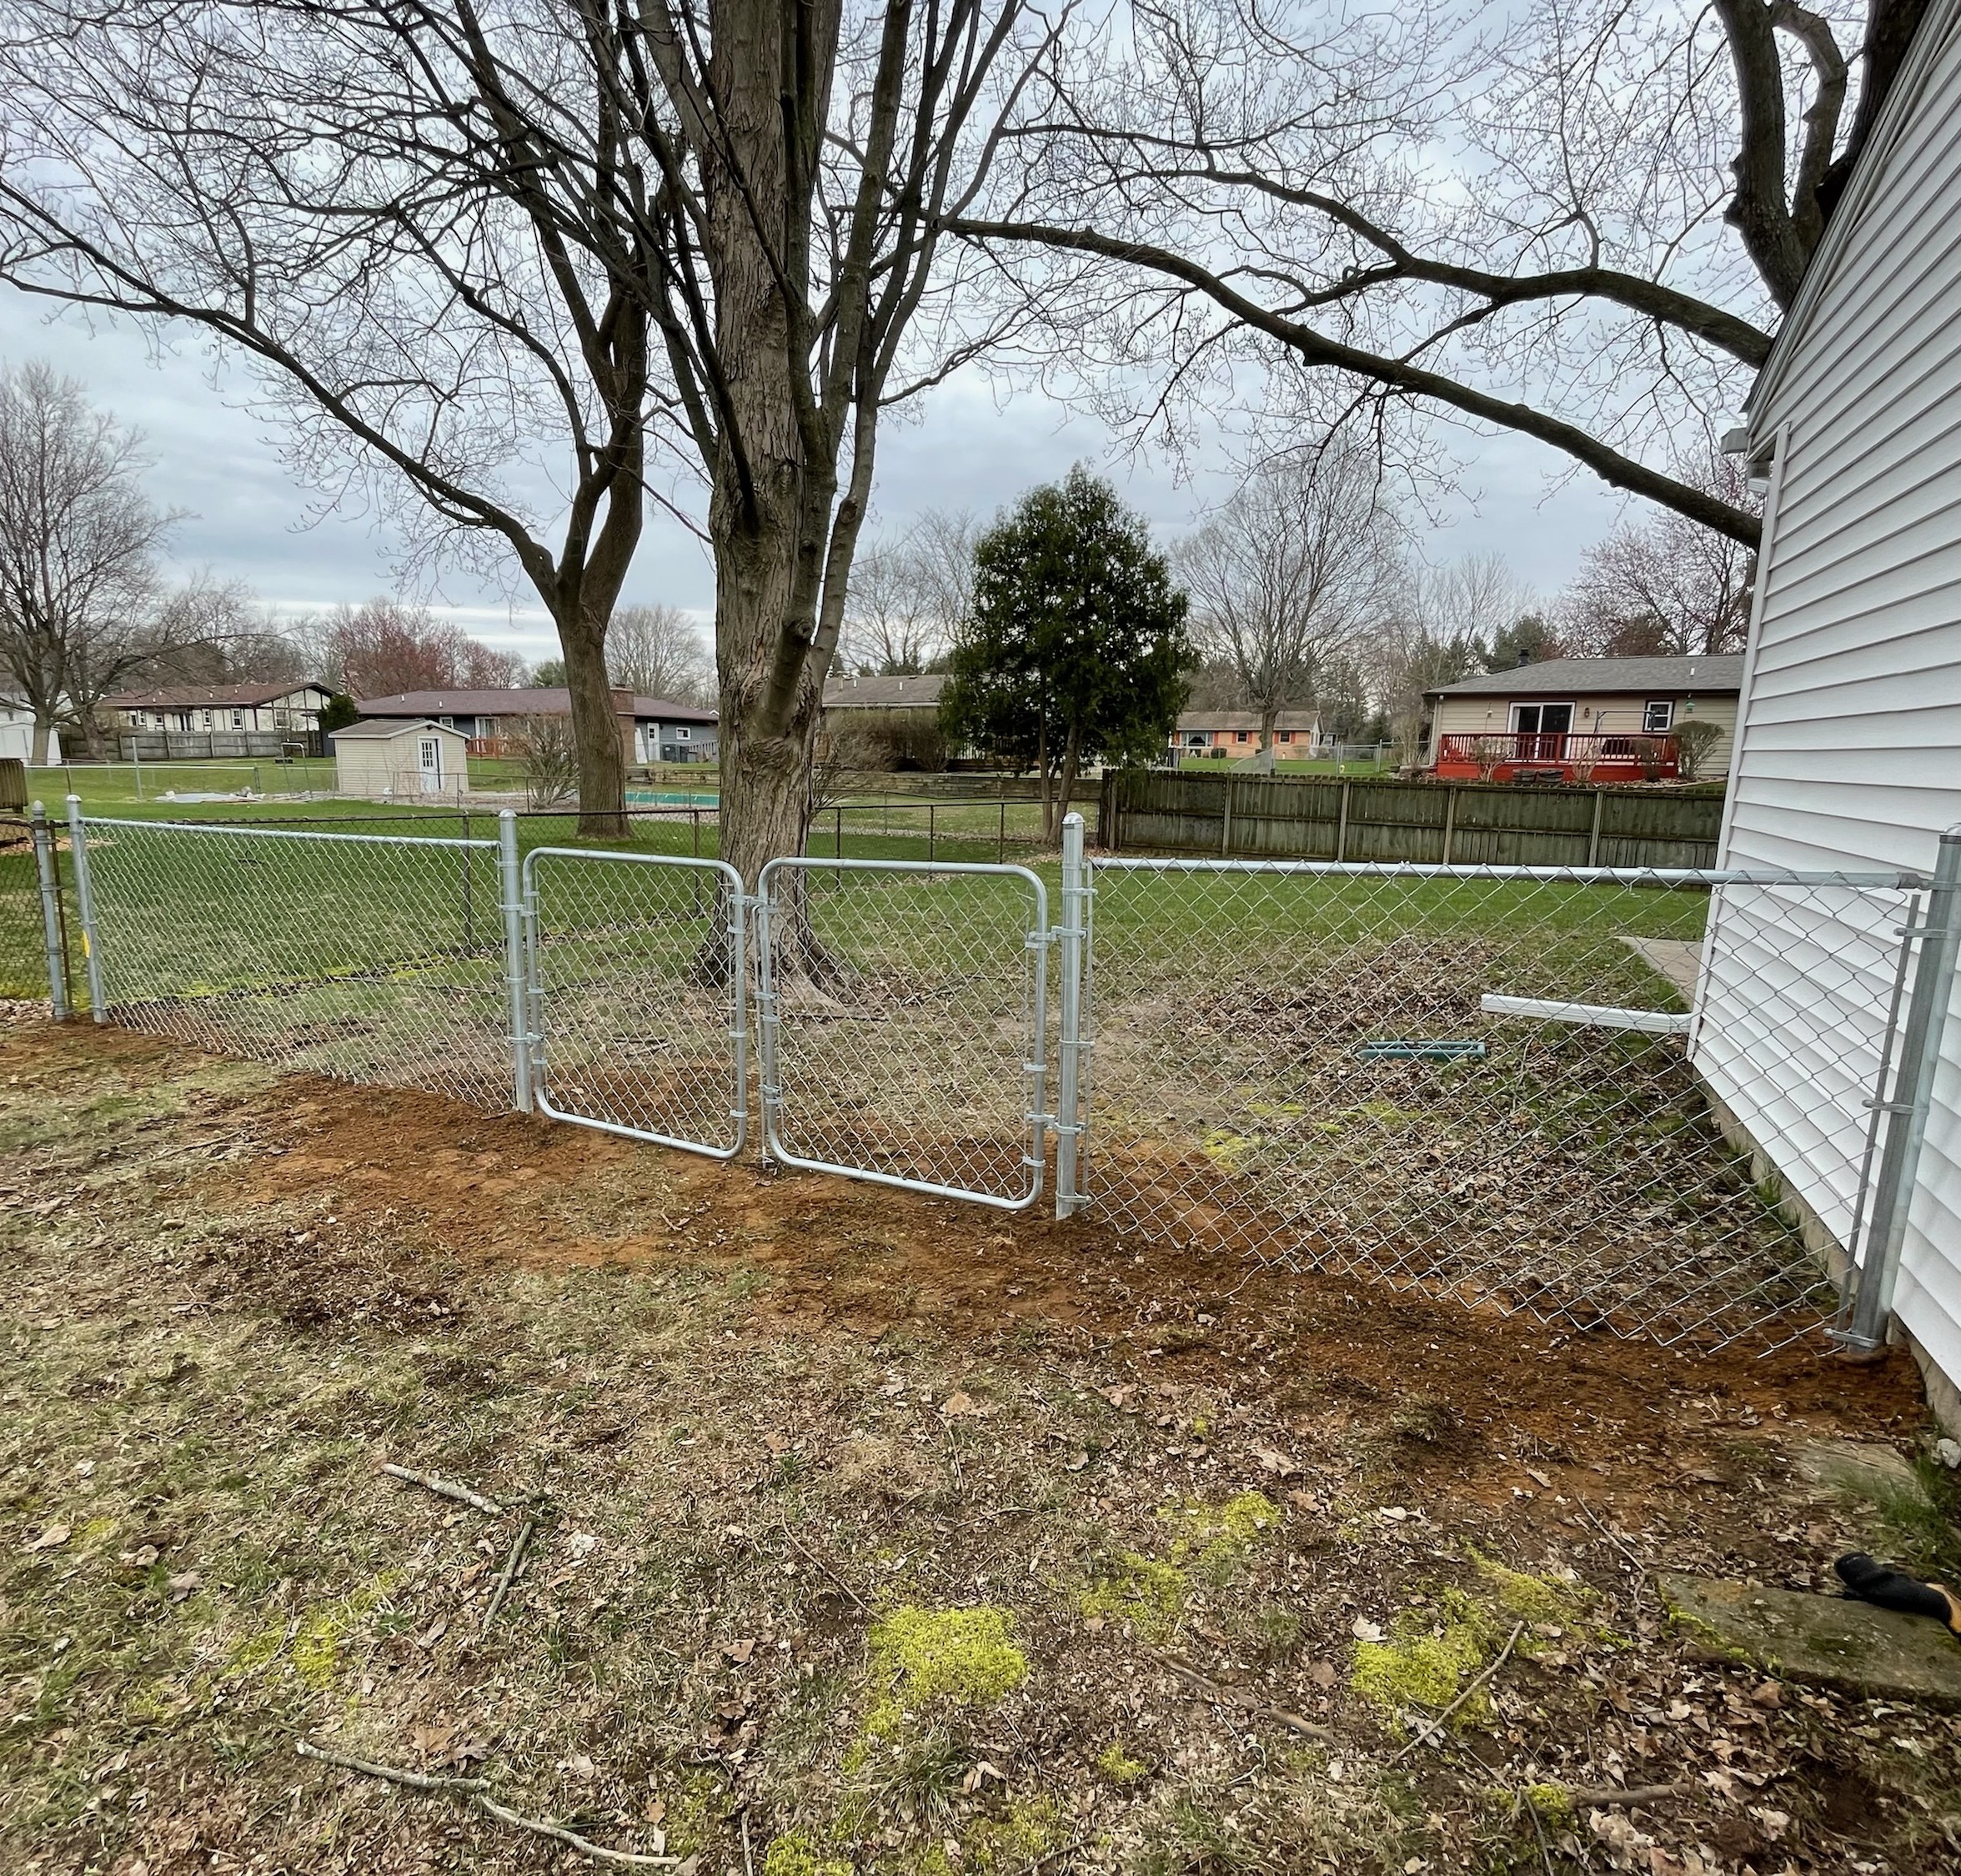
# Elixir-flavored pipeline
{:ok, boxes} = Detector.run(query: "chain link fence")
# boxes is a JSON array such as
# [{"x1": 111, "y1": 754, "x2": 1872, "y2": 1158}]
[
  {"x1": 25, "y1": 801, "x2": 1958, "y2": 1354},
  {"x1": 69, "y1": 814, "x2": 516, "y2": 1110},
  {"x1": 755, "y1": 859, "x2": 1051, "y2": 1209},
  {"x1": 1071, "y1": 855, "x2": 1928, "y2": 1350}
]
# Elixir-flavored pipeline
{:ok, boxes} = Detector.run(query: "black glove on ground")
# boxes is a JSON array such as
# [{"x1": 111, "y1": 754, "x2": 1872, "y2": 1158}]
[{"x1": 1834, "y1": 1552, "x2": 1961, "y2": 1633}]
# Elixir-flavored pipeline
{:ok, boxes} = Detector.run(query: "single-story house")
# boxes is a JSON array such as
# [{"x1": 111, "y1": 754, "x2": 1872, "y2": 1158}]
[
  {"x1": 1, "y1": 702, "x2": 59, "y2": 764},
  {"x1": 1423, "y1": 655, "x2": 1743, "y2": 782},
  {"x1": 352, "y1": 688, "x2": 718, "y2": 764},
  {"x1": 108, "y1": 681, "x2": 336, "y2": 740},
  {"x1": 1688, "y1": 0, "x2": 1961, "y2": 1424},
  {"x1": 818, "y1": 673, "x2": 950, "y2": 766},
  {"x1": 331, "y1": 718, "x2": 469, "y2": 796},
  {"x1": 1173, "y1": 709, "x2": 1319, "y2": 758}
]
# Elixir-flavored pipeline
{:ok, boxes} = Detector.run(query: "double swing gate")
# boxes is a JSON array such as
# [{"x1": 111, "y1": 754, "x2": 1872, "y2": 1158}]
[{"x1": 43, "y1": 799, "x2": 1961, "y2": 1352}]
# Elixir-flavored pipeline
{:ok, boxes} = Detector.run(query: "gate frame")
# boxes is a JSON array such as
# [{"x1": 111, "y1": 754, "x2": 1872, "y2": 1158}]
[
  {"x1": 520, "y1": 844, "x2": 750, "y2": 1161},
  {"x1": 755, "y1": 854, "x2": 1054, "y2": 1211}
]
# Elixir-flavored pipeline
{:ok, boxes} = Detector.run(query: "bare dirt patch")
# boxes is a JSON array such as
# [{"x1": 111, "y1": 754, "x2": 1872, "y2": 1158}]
[{"x1": 3, "y1": 1018, "x2": 1958, "y2": 1876}]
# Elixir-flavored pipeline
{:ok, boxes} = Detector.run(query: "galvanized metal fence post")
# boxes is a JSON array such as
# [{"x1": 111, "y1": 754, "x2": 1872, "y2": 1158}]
[
  {"x1": 1055, "y1": 812, "x2": 1089, "y2": 1218},
  {"x1": 63, "y1": 795, "x2": 107, "y2": 1022},
  {"x1": 1843, "y1": 824, "x2": 1961, "y2": 1351},
  {"x1": 29, "y1": 801, "x2": 70, "y2": 1021},
  {"x1": 497, "y1": 810, "x2": 534, "y2": 1113}
]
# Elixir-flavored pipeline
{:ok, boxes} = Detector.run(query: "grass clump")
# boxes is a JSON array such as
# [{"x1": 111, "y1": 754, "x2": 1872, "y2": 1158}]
[{"x1": 865, "y1": 1605, "x2": 1028, "y2": 1738}]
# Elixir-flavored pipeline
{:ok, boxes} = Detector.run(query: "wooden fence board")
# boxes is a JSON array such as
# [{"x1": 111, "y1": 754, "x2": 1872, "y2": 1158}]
[{"x1": 1100, "y1": 770, "x2": 1723, "y2": 867}]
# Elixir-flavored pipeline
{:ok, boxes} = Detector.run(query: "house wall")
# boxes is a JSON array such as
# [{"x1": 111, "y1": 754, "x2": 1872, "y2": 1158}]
[
  {"x1": 0, "y1": 710, "x2": 58, "y2": 762},
  {"x1": 122, "y1": 689, "x2": 330, "y2": 735},
  {"x1": 1427, "y1": 692, "x2": 1738, "y2": 774},
  {"x1": 1695, "y1": 0, "x2": 1961, "y2": 1418}
]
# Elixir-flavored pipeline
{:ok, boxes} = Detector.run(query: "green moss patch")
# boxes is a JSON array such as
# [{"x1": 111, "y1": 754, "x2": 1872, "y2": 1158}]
[{"x1": 865, "y1": 1605, "x2": 1028, "y2": 1738}]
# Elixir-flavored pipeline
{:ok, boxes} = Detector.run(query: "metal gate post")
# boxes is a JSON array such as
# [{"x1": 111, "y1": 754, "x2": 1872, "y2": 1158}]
[
  {"x1": 497, "y1": 810, "x2": 534, "y2": 1113},
  {"x1": 1843, "y1": 824, "x2": 1961, "y2": 1350},
  {"x1": 1056, "y1": 812, "x2": 1089, "y2": 1217},
  {"x1": 30, "y1": 802, "x2": 71, "y2": 1021},
  {"x1": 752, "y1": 875, "x2": 783, "y2": 1160},
  {"x1": 63, "y1": 795, "x2": 107, "y2": 1022}
]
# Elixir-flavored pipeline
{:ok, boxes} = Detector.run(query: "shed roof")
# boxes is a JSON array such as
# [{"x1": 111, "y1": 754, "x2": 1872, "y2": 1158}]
[
  {"x1": 332, "y1": 717, "x2": 465, "y2": 741},
  {"x1": 353, "y1": 687, "x2": 715, "y2": 723},
  {"x1": 1426, "y1": 655, "x2": 1745, "y2": 699}
]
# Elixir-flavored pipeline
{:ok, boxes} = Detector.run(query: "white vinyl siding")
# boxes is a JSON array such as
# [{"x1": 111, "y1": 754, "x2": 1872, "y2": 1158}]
[{"x1": 1699, "y1": 0, "x2": 1961, "y2": 1404}]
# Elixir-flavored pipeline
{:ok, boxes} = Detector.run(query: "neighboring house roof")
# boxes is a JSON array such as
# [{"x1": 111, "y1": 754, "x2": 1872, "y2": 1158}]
[
  {"x1": 1426, "y1": 656, "x2": 1745, "y2": 699},
  {"x1": 354, "y1": 687, "x2": 716, "y2": 724},
  {"x1": 822, "y1": 674, "x2": 946, "y2": 708},
  {"x1": 1176, "y1": 710, "x2": 1318, "y2": 732},
  {"x1": 331, "y1": 717, "x2": 463, "y2": 740},
  {"x1": 108, "y1": 682, "x2": 332, "y2": 709}
]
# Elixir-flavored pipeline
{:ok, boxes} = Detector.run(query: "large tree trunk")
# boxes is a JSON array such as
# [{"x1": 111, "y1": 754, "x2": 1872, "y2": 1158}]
[
  {"x1": 558, "y1": 608, "x2": 628, "y2": 840},
  {"x1": 31, "y1": 714, "x2": 53, "y2": 765}
]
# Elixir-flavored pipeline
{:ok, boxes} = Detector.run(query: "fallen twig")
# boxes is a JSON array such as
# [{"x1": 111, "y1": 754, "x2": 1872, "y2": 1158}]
[
  {"x1": 380, "y1": 1462, "x2": 504, "y2": 1517},
  {"x1": 297, "y1": 1739, "x2": 486, "y2": 1793},
  {"x1": 481, "y1": 1512, "x2": 541, "y2": 1631},
  {"x1": 1141, "y1": 1646, "x2": 1334, "y2": 1741},
  {"x1": 1015, "y1": 1830, "x2": 1093, "y2": 1874},
  {"x1": 1562, "y1": 1780, "x2": 1698, "y2": 1808},
  {"x1": 776, "y1": 1509, "x2": 870, "y2": 1613},
  {"x1": 1388, "y1": 1621, "x2": 1526, "y2": 1765},
  {"x1": 298, "y1": 1739, "x2": 676, "y2": 1868},
  {"x1": 1573, "y1": 1496, "x2": 1649, "y2": 1615}
]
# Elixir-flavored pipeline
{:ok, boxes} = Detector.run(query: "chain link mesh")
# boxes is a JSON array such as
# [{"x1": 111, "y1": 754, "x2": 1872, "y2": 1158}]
[
  {"x1": 525, "y1": 850, "x2": 745, "y2": 1155},
  {"x1": 0, "y1": 815, "x2": 50, "y2": 999},
  {"x1": 1079, "y1": 860, "x2": 1920, "y2": 1349},
  {"x1": 758, "y1": 860, "x2": 1049, "y2": 1206},
  {"x1": 78, "y1": 816, "x2": 513, "y2": 1109}
]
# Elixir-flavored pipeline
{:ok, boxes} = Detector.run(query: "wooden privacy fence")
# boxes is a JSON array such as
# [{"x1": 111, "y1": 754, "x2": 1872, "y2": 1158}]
[{"x1": 1098, "y1": 769, "x2": 1725, "y2": 868}]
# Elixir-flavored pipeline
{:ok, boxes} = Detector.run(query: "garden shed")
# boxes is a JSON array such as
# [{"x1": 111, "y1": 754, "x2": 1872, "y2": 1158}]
[
  {"x1": 1693, "y1": 0, "x2": 1961, "y2": 1422},
  {"x1": 332, "y1": 718, "x2": 468, "y2": 797}
]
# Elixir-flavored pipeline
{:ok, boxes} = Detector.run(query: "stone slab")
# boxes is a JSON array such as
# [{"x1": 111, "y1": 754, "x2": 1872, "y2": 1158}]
[
  {"x1": 1658, "y1": 1572, "x2": 1961, "y2": 1704},
  {"x1": 1794, "y1": 1439, "x2": 1927, "y2": 1507},
  {"x1": 1618, "y1": 935, "x2": 1703, "y2": 997}
]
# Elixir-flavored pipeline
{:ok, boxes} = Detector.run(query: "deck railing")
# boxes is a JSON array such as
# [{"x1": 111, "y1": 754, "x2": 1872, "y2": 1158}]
[{"x1": 1434, "y1": 731, "x2": 1679, "y2": 780}]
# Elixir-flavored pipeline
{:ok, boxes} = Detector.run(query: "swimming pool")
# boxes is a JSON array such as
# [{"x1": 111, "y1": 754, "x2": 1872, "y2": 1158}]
[{"x1": 625, "y1": 790, "x2": 720, "y2": 807}]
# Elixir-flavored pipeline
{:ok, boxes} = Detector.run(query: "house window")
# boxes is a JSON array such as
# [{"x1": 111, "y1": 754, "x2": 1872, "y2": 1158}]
[
  {"x1": 1643, "y1": 700, "x2": 1675, "y2": 733},
  {"x1": 1185, "y1": 732, "x2": 1206, "y2": 748},
  {"x1": 201, "y1": 710, "x2": 213, "y2": 729},
  {"x1": 676, "y1": 726, "x2": 690, "y2": 740},
  {"x1": 1279, "y1": 730, "x2": 1293, "y2": 744},
  {"x1": 231, "y1": 710, "x2": 244, "y2": 730},
  {"x1": 1235, "y1": 730, "x2": 1249, "y2": 743},
  {"x1": 174, "y1": 711, "x2": 193, "y2": 731},
  {"x1": 1509, "y1": 702, "x2": 1574, "y2": 735}
]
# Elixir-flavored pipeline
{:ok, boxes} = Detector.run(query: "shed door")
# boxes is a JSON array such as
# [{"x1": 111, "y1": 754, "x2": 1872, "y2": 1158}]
[{"x1": 419, "y1": 736, "x2": 444, "y2": 791}]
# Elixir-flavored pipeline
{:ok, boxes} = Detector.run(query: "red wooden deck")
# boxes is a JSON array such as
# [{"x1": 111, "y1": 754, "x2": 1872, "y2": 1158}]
[{"x1": 1432, "y1": 731, "x2": 1679, "y2": 783}]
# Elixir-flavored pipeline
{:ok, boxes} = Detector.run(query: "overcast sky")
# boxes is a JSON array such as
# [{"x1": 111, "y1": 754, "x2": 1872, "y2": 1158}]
[{"x1": 2, "y1": 286, "x2": 1641, "y2": 667}]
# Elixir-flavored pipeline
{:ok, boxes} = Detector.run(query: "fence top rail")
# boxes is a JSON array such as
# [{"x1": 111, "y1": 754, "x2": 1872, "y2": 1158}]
[
  {"x1": 760, "y1": 853, "x2": 1049, "y2": 889},
  {"x1": 73, "y1": 810, "x2": 496, "y2": 853},
  {"x1": 522, "y1": 845, "x2": 741, "y2": 889},
  {"x1": 1088, "y1": 854, "x2": 1929, "y2": 890}
]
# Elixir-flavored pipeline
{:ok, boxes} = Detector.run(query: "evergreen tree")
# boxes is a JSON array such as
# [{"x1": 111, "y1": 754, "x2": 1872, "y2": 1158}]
[{"x1": 940, "y1": 468, "x2": 1194, "y2": 837}]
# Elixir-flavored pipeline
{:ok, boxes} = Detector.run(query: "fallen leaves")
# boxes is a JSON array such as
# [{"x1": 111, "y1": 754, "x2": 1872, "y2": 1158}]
[{"x1": 23, "y1": 1523, "x2": 70, "y2": 1552}]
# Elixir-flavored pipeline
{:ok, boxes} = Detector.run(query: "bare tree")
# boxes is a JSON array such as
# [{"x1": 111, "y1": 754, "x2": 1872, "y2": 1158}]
[
  {"x1": 138, "y1": 577, "x2": 314, "y2": 688},
  {"x1": 0, "y1": 360, "x2": 183, "y2": 759},
  {"x1": 1558, "y1": 454, "x2": 1761, "y2": 656},
  {"x1": 325, "y1": 599, "x2": 524, "y2": 696},
  {"x1": 1177, "y1": 449, "x2": 1397, "y2": 754},
  {"x1": 842, "y1": 534, "x2": 942, "y2": 675},
  {"x1": 0, "y1": 0, "x2": 1058, "y2": 875},
  {"x1": 955, "y1": 0, "x2": 1933, "y2": 547},
  {"x1": 605, "y1": 603, "x2": 711, "y2": 704},
  {"x1": 1418, "y1": 554, "x2": 1537, "y2": 661}
]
